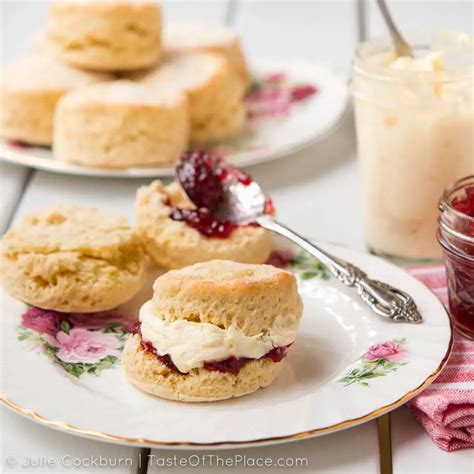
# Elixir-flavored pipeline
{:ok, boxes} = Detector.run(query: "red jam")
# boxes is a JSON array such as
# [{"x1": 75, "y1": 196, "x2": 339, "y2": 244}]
[
  {"x1": 175, "y1": 150, "x2": 226, "y2": 212},
  {"x1": 140, "y1": 339, "x2": 184, "y2": 373},
  {"x1": 169, "y1": 208, "x2": 238, "y2": 238},
  {"x1": 7, "y1": 140, "x2": 33, "y2": 149},
  {"x1": 137, "y1": 328, "x2": 289, "y2": 375},
  {"x1": 170, "y1": 150, "x2": 268, "y2": 238},
  {"x1": 438, "y1": 177, "x2": 474, "y2": 339}
]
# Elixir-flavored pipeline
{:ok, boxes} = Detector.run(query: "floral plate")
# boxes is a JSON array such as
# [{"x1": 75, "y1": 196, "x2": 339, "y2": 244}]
[
  {"x1": 0, "y1": 238, "x2": 451, "y2": 449},
  {"x1": 0, "y1": 58, "x2": 349, "y2": 178}
]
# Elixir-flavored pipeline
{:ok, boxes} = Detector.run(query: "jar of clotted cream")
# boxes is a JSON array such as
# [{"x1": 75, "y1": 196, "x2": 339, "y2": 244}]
[
  {"x1": 352, "y1": 31, "x2": 474, "y2": 263},
  {"x1": 438, "y1": 175, "x2": 474, "y2": 339}
]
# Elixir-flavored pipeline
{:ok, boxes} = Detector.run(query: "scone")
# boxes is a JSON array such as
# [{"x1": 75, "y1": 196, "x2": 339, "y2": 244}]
[
  {"x1": 164, "y1": 22, "x2": 250, "y2": 87},
  {"x1": 0, "y1": 204, "x2": 146, "y2": 312},
  {"x1": 130, "y1": 52, "x2": 245, "y2": 143},
  {"x1": 0, "y1": 55, "x2": 111, "y2": 145},
  {"x1": 42, "y1": 1, "x2": 162, "y2": 71},
  {"x1": 54, "y1": 80, "x2": 189, "y2": 168},
  {"x1": 122, "y1": 260, "x2": 303, "y2": 402},
  {"x1": 135, "y1": 180, "x2": 272, "y2": 269}
]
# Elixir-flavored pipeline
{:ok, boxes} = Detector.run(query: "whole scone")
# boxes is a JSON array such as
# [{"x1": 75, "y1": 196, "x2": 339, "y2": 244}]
[
  {"x1": 0, "y1": 55, "x2": 111, "y2": 145},
  {"x1": 0, "y1": 204, "x2": 146, "y2": 312},
  {"x1": 54, "y1": 80, "x2": 189, "y2": 168},
  {"x1": 43, "y1": 1, "x2": 162, "y2": 71},
  {"x1": 164, "y1": 22, "x2": 250, "y2": 87},
  {"x1": 130, "y1": 52, "x2": 245, "y2": 143},
  {"x1": 122, "y1": 260, "x2": 303, "y2": 402},
  {"x1": 135, "y1": 180, "x2": 272, "y2": 269}
]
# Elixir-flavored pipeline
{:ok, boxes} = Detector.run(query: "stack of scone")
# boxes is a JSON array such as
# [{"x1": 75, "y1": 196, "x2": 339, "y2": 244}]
[
  {"x1": 123, "y1": 260, "x2": 303, "y2": 402},
  {"x1": 0, "y1": 1, "x2": 250, "y2": 168}
]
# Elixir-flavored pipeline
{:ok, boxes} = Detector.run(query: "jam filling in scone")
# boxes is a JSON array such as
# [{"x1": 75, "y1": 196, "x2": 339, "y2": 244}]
[{"x1": 132, "y1": 318, "x2": 291, "y2": 375}]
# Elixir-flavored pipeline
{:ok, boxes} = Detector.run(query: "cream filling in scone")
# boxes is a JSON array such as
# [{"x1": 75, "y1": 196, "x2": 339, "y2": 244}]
[{"x1": 139, "y1": 301, "x2": 297, "y2": 374}]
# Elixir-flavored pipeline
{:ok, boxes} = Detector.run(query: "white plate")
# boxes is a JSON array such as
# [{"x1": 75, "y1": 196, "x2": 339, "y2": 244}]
[
  {"x1": 0, "y1": 58, "x2": 349, "y2": 177},
  {"x1": 0, "y1": 238, "x2": 451, "y2": 449}
]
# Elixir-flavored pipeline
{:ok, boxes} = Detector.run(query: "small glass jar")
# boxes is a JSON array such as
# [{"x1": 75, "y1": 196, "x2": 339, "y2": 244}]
[
  {"x1": 438, "y1": 175, "x2": 474, "y2": 339},
  {"x1": 352, "y1": 31, "x2": 474, "y2": 264}
]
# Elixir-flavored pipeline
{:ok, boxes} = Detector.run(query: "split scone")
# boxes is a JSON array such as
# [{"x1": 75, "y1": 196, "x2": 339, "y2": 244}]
[
  {"x1": 42, "y1": 1, "x2": 162, "y2": 71},
  {"x1": 0, "y1": 204, "x2": 146, "y2": 313},
  {"x1": 54, "y1": 81, "x2": 189, "y2": 168},
  {"x1": 131, "y1": 52, "x2": 245, "y2": 143},
  {"x1": 164, "y1": 22, "x2": 250, "y2": 87},
  {"x1": 123, "y1": 260, "x2": 303, "y2": 402},
  {"x1": 0, "y1": 55, "x2": 111, "y2": 145},
  {"x1": 135, "y1": 180, "x2": 272, "y2": 269}
]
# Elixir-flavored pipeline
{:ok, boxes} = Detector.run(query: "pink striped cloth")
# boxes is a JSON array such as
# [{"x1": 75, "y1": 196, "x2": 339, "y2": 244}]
[{"x1": 408, "y1": 265, "x2": 474, "y2": 452}]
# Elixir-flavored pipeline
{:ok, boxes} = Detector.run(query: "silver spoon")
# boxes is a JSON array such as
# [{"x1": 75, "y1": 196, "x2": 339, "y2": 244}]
[
  {"x1": 214, "y1": 177, "x2": 422, "y2": 324},
  {"x1": 377, "y1": 0, "x2": 413, "y2": 57}
]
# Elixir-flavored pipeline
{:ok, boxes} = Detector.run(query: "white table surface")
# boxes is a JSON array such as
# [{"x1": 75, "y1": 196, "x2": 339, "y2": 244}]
[{"x1": 1, "y1": 1, "x2": 473, "y2": 473}]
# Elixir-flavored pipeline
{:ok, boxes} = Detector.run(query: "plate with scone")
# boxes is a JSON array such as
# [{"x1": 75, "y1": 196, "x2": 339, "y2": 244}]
[
  {"x1": 0, "y1": 152, "x2": 451, "y2": 448},
  {"x1": 0, "y1": 1, "x2": 349, "y2": 177}
]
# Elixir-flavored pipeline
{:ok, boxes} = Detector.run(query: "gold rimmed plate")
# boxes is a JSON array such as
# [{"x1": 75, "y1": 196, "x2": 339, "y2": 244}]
[{"x1": 0, "y1": 240, "x2": 451, "y2": 449}]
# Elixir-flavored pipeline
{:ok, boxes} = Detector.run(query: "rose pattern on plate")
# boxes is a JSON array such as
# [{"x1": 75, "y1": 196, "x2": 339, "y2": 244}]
[
  {"x1": 204, "y1": 71, "x2": 319, "y2": 156},
  {"x1": 266, "y1": 249, "x2": 331, "y2": 280},
  {"x1": 339, "y1": 338, "x2": 408, "y2": 387},
  {"x1": 18, "y1": 307, "x2": 135, "y2": 377},
  {"x1": 246, "y1": 72, "x2": 319, "y2": 121}
]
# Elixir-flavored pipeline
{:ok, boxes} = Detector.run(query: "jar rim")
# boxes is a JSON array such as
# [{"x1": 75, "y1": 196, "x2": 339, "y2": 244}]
[
  {"x1": 353, "y1": 31, "x2": 474, "y2": 84},
  {"x1": 440, "y1": 175, "x2": 474, "y2": 225}
]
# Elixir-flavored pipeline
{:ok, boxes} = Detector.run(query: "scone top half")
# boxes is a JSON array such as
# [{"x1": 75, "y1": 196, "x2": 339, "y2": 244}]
[
  {"x1": 44, "y1": 0, "x2": 163, "y2": 71},
  {"x1": 0, "y1": 204, "x2": 146, "y2": 313},
  {"x1": 137, "y1": 260, "x2": 303, "y2": 374}
]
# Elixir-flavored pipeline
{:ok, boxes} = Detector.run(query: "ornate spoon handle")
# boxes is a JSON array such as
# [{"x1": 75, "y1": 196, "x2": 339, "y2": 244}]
[{"x1": 257, "y1": 215, "x2": 422, "y2": 324}]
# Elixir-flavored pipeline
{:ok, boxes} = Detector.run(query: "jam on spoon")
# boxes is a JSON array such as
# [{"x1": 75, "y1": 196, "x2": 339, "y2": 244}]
[
  {"x1": 170, "y1": 150, "x2": 268, "y2": 238},
  {"x1": 170, "y1": 207, "x2": 237, "y2": 238}
]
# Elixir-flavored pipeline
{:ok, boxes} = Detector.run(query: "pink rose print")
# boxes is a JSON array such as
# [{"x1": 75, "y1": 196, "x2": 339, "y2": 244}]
[
  {"x1": 265, "y1": 72, "x2": 287, "y2": 83},
  {"x1": 45, "y1": 328, "x2": 121, "y2": 364},
  {"x1": 22, "y1": 307, "x2": 68, "y2": 336},
  {"x1": 69, "y1": 311, "x2": 135, "y2": 330},
  {"x1": 340, "y1": 338, "x2": 408, "y2": 386},
  {"x1": 365, "y1": 341, "x2": 407, "y2": 362},
  {"x1": 245, "y1": 71, "x2": 318, "y2": 121},
  {"x1": 266, "y1": 250, "x2": 295, "y2": 268},
  {"x1": 290, "y1": 85, "x2": 319, "y2": 102}
]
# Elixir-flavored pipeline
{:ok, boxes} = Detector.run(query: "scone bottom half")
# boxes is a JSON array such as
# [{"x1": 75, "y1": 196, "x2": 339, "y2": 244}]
[
  {"x1": 135, "y1": 178, "x2": 273, "y2": 269},
  {"x1": 123, "y1": 260, "x2": 303, "y2": 402}
]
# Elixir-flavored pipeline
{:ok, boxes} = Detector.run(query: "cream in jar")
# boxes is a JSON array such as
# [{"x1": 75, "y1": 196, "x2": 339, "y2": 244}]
[{"x1": 353, "y1": 32, "x2": 474, "y2": 261}]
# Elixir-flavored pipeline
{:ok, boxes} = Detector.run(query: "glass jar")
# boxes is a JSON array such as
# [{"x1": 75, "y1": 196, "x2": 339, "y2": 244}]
[
  {"x1": 352, "y1": 31, "x2": 474, "y2": 263},
  {"x1": 438, "y1": 175, "x2": 474, "y2": 339}
]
